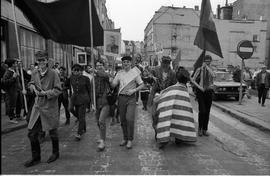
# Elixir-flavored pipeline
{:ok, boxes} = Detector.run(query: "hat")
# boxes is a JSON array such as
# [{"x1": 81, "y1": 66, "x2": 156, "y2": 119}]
[
  {"x1": 121, "y1": 56, "x2": 132, "y2": 61},
  {"x1": 72, "y1": 64, "x2": 83, "y2": 70},
  {"x1": 161, "y1": 56, "x2": 171, "y2": 63},
  {"x1": 204, "y1": 55, "x2": 212, "y2": 62},
  {"x1": 35, "y1": 51, "x2": 48, "y2": 59}
]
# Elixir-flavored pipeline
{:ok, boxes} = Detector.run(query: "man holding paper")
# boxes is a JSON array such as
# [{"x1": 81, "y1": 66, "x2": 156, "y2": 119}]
[{"x1": 111, "y1": 56, "x2": 144, "y2": 149}]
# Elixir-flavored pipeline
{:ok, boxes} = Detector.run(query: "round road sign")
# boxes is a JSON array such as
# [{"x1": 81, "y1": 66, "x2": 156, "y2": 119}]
[{"x1": 237, "y1": 40, "x2": 254, "y2": 59}]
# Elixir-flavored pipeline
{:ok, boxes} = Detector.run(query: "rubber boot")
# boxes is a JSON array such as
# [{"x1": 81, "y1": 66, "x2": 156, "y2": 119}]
[
  {"x1": 24, "y1": 141, "x2": 41, "y2": 167},
  {"x1": 47, "y1": 138, "x2": 59, "y2": 163}
]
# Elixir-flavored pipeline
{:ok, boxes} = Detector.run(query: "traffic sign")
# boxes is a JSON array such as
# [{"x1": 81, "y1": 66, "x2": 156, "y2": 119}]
[{"x1": 237, "y1": 40, "x2": 254, "y2": 59}]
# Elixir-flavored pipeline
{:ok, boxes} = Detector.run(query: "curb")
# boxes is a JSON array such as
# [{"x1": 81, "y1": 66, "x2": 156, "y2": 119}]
[
  {"x1": 1, "y1": 122, "x2": 28, "y2": 135},
  {"x1": 189, "y1": 93, "x2": 270, "y2": 132}
]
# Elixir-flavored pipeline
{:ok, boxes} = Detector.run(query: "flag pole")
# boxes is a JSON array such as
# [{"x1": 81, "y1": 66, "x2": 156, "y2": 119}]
[
  {"x1": 11, "y1": 0, "x2": 28, "y2": 113},
  {"x1": 88, "y1": 0, "x2": 96, "y2": 109}
]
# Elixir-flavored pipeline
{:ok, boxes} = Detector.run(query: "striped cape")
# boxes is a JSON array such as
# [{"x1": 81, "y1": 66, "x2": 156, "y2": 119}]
[{"x1": 156, "y1": 83, "x2": 197, "y2": 143}]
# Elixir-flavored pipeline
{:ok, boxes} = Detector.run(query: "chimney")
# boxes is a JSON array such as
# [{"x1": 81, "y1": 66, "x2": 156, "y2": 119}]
[
  {"x1": 217, "y1": 5, "x2": 221, "y2": 19},
  {"x1": 194, "y1": 5, "x2": 199, "y2": 11}
]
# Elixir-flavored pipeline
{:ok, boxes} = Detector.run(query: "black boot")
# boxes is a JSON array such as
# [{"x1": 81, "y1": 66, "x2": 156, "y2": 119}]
[
  {"x1": 47, "y1": 139, "x2": 59, "y2": 163},
  {"x1": 24, "y1": 141, "x2": 41, "y2": 167}
]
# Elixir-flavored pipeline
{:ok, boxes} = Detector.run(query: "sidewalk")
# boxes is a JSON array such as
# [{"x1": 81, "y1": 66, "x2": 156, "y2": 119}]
[{"x1": 189, "y1": 88, "x2": 270, "y2": 132}]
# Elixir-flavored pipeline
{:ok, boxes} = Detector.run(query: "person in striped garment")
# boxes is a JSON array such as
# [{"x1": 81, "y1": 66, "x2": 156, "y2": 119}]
[{"x1": 155, "y1": 67, "x2": 197, "y2": 149}]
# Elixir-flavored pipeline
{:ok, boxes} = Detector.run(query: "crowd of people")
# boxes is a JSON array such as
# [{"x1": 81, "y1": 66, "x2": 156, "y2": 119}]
[{"x1": 1, "y1": 50, "x2": 269, "y2": 168}]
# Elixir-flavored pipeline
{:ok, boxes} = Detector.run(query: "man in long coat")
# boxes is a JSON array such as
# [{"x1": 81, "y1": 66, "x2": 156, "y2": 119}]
[{"x1": 24, "y1": 51, "x2": 61, "y2": 167}]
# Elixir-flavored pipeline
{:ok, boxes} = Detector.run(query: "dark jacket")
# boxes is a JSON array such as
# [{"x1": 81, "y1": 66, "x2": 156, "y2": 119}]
[
  {"x1": 256, "y1": 71, "x2": 270, "y2": 88},
  {"x1": 69, "y1": 74, "x2": 91, "y2": 105},
  {"x1": 2, "y1": 69, "x2": 22, "y2": 93}
]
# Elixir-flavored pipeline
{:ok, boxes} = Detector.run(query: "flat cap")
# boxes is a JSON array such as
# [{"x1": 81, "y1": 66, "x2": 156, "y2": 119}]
[
  {"x1": 35, "y1": 51, "x2": 48, "y2": 59},
  {"x1": 161, "y1": 56, "x2": 171, "y2": 63},
  {"x1": 121, "y1": 56, "x2": 132, "y2": 61}
]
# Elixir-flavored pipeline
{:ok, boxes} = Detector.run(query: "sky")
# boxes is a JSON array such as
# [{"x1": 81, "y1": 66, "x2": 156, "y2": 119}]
[{"x1": 106, "y1": 0, "x2": 235, "y2": 41}]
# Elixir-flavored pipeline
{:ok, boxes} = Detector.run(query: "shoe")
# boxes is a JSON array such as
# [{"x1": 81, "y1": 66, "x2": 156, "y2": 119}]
[
  {"x1": 126, "y1": 140, "x2": 132, "y2": 149},
  {"x1": 258, "y1": 99, "x2": 261, "y2": 104},
  {"x1": 203, "y1": 130, "x2": 210, "y2": 136},
  {"x1": 158, "y1": 142, "x2": 168, "y2": 149},
  {"x1": 198, "y1": 129, "x2": 203, "y2": 136},
  {"x1": 47, "y1": 153, "x2": 59, "y2": 163},
  {"x1": 75, "y1": 134, "x2": 81, "y2": 141},
  {"x1": 119, "y1": 140, "x2": 127, "y2": 146},
  {"x1": 9, "y1": 119, "x2": 18, "y2": 124},
  {"x1": 262, "y1": 104, "x2": 265, "y2": 107},
  {"x1": 175, "y1": 138, "x2": 181, "y2": 145},
  {"x1": 97, "y1": 140, "x2": 105, "y2": 152},
  {"x1": 24, "y1": 158, "x2": 41, "y2": 167}
]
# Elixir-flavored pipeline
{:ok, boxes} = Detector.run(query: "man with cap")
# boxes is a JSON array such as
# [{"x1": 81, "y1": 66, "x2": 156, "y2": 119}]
[
  {"x1": 255, "y1": 65, "x2": 270, "y2": 106},
  {"x1": 111, "y1": 56, "x2": 144, "y2": 149},
  {"x1": 68, "y1": 64, "x2": 91, "y2": 140},
  {"x1": 191, "y1": 55, "x2": 215, "y2": 137},
  {"x1": 24, "y1": 51, "x2": 62, "y2": 167},
  {"x1": 2, "y1": 58, "x2": 22, "y2": 123},
  {"x1": 148, "y1": 55, "x2": 177, "y2": 140}
]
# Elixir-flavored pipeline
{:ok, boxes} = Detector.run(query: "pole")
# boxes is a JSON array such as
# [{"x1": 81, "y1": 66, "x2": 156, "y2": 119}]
[
  {"x1": 11, "y1": 0, "x2": 28, "y2": 113},
  {"x1": 88, "y1": 0, "x2": 96, "y2": 109},
  {"x1": 239, "y1": 59, "x2": 244, "y2": 105}
]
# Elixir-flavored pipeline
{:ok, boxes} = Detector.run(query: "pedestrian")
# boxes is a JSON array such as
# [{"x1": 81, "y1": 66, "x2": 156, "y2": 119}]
[
  {"x1": 148, "y1": 56, "x2": 177, "y2": 140},
  {"x1": 111, "y1": 56, "x2": 144, "y2": 149},
  {"x1": 155, "y1": 67, "x2": 197, "y2": 149},
  {"x1": 69, "y1": 64, "x2": 91, "y2": 141},
  {"x1": 140, "y1": 69, "x2": 154, "y2": 111},
  {"x1": 24, "y1": 51, "x2": 62, "y2": 167},
  {"x1": 191, "y1": 55, "x2": 215, "y2": 137},
  {"x1": 93, "y1": 59, "x2": 112, "y2": 151},
  {"x1": 2, "y1": 58, "x2": 23, "y2": 123},
  {"x1": 58, "y1": 66, "x2": 71, "y2": 125},
  {"x1": 82, "y1": 65, "x2": 93, "y2": 112},
  {"x1": 255, "y1": 65, "x2": 270, "y2": 107}
]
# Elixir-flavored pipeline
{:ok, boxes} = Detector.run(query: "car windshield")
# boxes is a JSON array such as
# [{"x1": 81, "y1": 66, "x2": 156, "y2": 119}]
[{"x1": 214, "y1": 72, "x2": 233, "y2": 82}]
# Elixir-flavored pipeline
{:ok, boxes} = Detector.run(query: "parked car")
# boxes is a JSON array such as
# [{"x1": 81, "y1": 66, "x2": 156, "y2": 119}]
[{"x1": 212, "y1": 71, "x2": 247, "y2": 100}]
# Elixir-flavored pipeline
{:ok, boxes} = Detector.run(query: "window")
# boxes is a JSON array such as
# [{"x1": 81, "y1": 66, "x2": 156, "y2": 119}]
[{"x1": 253, "y1": 35, "x2": 259, "y2": 42}]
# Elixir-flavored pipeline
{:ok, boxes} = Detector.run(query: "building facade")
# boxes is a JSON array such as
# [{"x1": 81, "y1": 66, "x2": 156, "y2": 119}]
[
  {"x1": 144, "y1": 5, "x2": 267, "y2": 70},
  {"x1": 232, "y1": 0, "x2": 270, "y2": 68}
]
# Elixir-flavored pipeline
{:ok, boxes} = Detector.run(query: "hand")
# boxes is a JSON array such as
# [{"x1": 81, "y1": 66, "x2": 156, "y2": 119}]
[
  {"x1": 13, "y1": 72, "x2": 18, "y2": 78},
  {"x1": 38, "y1": 90, "x2": 47, "y2": 96},
  {"x1": 29, "y1": 84, "x2": 36, "y2": 93},
  {"x1": 22, "y1": 89, "x2": 27, "y2": 95},
  {"x1": 91, "y1": 104, "x2": 96, "y2": 111},
  {"x1": 126, "y1": 89, "x2": 136, "y2": 96}
]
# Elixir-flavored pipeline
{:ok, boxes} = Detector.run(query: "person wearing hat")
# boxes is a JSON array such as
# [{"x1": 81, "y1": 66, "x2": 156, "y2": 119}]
[
  {"x1": 24, "y1": 51, "x2": 62, "y2": 167},
  {"x1": 148, "y1": 55, "x2": 177, "y2": 140},
  {"x1": 111, "y1": 56, "x2": 144, "y2": 149},
  {"x1": 2, "y1": 58, "x2": 22, "y2": 124},
  {"x1": 191, "y1": 55, "x2": 215, "y2": 137},
  {"x1": 255, "y1": 65, "x2": 270, "y2": 106},
  {"x1": 69, "y1": 64, "x2": 91, "y2": 140}
]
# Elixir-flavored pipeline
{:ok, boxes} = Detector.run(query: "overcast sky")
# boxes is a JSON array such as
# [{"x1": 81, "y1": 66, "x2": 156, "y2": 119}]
[{"x1": 106, "y1": 0, "x2": 235, "y2": 41}]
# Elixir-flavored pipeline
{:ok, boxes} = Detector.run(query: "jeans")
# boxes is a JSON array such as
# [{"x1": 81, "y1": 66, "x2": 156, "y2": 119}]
[
  {"x1": 95, "y1": 99, "x2": 110, "y2": 140},
  {"x1": 118, "y1": 94, "x2": 136, "y2": 141},
  {"x1": 197, "y1": 89, "x2": 213, "y2": 131}
]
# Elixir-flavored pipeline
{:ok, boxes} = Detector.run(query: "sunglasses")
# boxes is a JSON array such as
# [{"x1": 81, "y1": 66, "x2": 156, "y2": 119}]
[{"x1": 73, "y1": 69, "x2": 80, "y2": 71}]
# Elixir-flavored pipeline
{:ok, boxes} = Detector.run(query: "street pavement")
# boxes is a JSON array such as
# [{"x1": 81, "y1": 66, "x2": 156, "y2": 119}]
[
  {"x1": 1, "y1": 96, "x2": 270, "y2": 174},
  {"x1": 2, "y1": 89, "x2": 269, "y2": 135}
]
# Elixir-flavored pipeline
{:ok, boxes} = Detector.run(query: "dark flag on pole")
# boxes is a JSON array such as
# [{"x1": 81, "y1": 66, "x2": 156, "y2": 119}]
[
  {"x1": 194, "y1": 0, "x2": 223, "y2": 58},
  {"x1": 14, "y1": 0, "x2": 104, "y2": 47}
]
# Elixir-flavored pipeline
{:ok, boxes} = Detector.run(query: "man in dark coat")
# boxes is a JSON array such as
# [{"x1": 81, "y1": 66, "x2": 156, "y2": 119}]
[
  {"x1": 24, "y1": 51, "x2": 62, "y2": 167},
  {"x1": 69, "y1": 64, "x2": 91, "y2": 141},
  {"x1": 2, "y1": 59, "x2": 22, "y2": 123},
  {"x1": 256, "y1": 65, "x2": 270, "y2": 106},
  {"x1": 148, "y1": 56, "x2": 177, "y2": 139}
]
